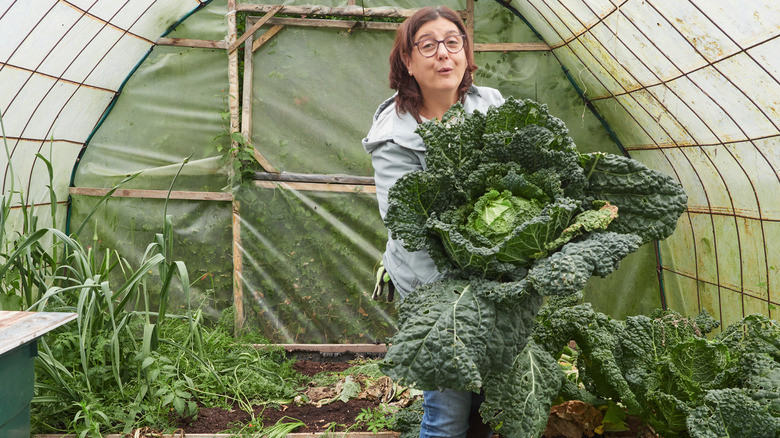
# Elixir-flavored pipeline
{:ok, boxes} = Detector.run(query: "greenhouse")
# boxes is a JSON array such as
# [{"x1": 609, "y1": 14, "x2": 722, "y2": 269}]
[{"x1": 1, "y1": 0, "x2": 778, "y2": 437}]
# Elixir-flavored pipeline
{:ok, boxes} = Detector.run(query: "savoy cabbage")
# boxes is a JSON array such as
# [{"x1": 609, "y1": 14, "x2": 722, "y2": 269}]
[
  {"x1": 380, "y1": 98, "x2": 688, "y2": 437},
  {"x1": 535, "y1": 295, "x2": 780, "y2": 438}
]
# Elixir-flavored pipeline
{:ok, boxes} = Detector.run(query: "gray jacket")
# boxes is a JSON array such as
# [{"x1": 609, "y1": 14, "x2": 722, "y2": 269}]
[{"x1": 362, "y1": 85, "x2": 505, "y2": 298}]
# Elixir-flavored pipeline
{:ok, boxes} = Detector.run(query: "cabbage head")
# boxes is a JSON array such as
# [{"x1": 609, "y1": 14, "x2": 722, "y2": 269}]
[{"x1": 384, "y1": 97, "x2": 687, "y2": 282}]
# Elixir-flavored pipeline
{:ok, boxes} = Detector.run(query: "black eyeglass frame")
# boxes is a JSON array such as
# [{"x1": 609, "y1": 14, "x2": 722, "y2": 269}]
[{"x1": 412, "y1": 34, "x2": 467, "y2": 58}]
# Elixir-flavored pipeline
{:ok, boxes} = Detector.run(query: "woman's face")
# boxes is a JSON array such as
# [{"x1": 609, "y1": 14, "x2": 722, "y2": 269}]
[{"x1": 406, "y1": 17, "x2": 467, "y2": 103}]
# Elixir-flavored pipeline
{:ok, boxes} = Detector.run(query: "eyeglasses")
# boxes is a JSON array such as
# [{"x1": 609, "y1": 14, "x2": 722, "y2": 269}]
[{"x1": 413, "y1": 34, "x2": 466, "y2": 58}]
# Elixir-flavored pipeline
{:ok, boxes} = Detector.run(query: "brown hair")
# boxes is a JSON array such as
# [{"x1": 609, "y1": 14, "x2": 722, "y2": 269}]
[{"x1": 388, "y1": 6, "x2": 477, "y2": 122}]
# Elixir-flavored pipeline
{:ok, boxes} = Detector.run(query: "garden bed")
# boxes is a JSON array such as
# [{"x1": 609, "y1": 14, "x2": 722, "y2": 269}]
[
  {"x1": 179, "y1": 359, "x2": 393, "y2": 435},
  {"x1": 175, "y1": 358, "x2": 653, "y2": 438},
  {"x1": 34, "y1": 346, "x2": 656, "y2": 438}
]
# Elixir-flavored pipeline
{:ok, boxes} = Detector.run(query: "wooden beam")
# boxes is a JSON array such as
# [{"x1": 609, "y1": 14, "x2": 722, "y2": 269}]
[
  {"x1": 474, "y1": 42, "x2": 551, "y2": 52},
  {"x1": 156, "y1": 37, "x2": 227, "y2": 49},
  {"x1": 240, "y1": 17, "x2": 280, "y2": 174},
  {"x1": 253, "y1": 172, "x2": 374, "y2": 185},
  {"x1": 252, "y1": 24, "x2": 284, "y2": 52},
  {"x1": 255, "y1": 181, "x2": 376, "y2": 194},
  {"x1": 35, "y1": 434, "x2": 401, "y2": 438},
  {"x1": 236, "y1": 3, "x2": 416, "y2": 18},
  {"x1": 8, "y1": 200, "x2": 69, "y2": 210},
  {"x1": 227, "y1": 0, "x2": 244, "y2": 335},
  {"x1": 258, "y1": 343, "x2": 388, "y2": 354},
  {"x1": 228, "y1": 4, "x2": 283, "y2": 53},
  {"x1": 68, "y1": 187, "x2": 232, "y2": 201},
  {"x1": 251, "y1": 149, "x2": 279, "y2": 173},
  {"x1": 265, "y1": 17, "x2": 400, "y2": 31}
]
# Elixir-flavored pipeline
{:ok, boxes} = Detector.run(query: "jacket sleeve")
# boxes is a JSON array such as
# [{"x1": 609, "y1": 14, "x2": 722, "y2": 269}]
[
  {"x1": 369, "y1": 139, "x2": 442, "y2": 299},
  {"x1": 369, "y1": 139, "x2": 426, "y2": 221}
]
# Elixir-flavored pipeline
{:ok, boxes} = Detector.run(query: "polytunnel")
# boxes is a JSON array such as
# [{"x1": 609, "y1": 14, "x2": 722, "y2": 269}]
[{"x1": 1, "y1": 0, "x2": 778, "y2": 345}]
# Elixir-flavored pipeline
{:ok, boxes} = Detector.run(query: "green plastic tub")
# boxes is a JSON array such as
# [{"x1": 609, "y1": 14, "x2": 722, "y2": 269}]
[
  {"x1": 0, "y1": 311, "x2": 77, "y2": 438},
  {"x1": 0, "y1": 341, "x2": 36, "y2": 438}
]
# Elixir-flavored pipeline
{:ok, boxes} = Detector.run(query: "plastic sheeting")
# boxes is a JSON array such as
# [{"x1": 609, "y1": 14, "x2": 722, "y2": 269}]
[
  {"x1": 69, "y1": 195, "x2": 235, "y2": 311},
  {"x1": 74, "y1": 45, "x2": 230, "y2": 192},
  {"x1": 0, "y1": 0, "x2": 206, "y2": 220},
  {"x1": 234, "y1": 186, "x2": 394, "y2": 343}
]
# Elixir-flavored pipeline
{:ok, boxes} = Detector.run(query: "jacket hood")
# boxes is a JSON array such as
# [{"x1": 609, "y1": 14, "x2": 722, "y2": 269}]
[{"x1": 362, "y1": 93, "x2": 421, "y2": 154}]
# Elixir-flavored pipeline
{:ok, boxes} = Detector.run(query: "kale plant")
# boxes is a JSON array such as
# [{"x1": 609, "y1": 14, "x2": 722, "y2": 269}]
[
  {"x1": 380, "y1": 98, "x2": 688, "y2": 437},
  {"x1": 534, "y1": 295, "x2": 780, "y2": 438}
]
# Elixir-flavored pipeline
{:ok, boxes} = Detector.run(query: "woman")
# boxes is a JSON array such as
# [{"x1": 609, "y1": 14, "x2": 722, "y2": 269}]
[{"x1": 362, "y1": 6, "x2": 504, "y2": 438}]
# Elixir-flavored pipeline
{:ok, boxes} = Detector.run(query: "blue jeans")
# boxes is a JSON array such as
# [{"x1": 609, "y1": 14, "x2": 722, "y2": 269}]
[{"x1": 420, "y1": 389, "x2": 491, "y2": 438}]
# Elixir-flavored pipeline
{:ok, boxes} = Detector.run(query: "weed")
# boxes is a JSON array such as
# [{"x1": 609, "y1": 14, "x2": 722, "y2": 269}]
[{"x1": 354, "y1": 406, "x2": 393, "y2": 434}]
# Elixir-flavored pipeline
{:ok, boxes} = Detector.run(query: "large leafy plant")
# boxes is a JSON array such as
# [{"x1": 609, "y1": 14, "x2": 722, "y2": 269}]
[
  {"x1": 534, "y1": 294, "x2": 780, "y2": 437},
  {"x1": 380, "y1": 98, "x2": 688, "y2": 437}
]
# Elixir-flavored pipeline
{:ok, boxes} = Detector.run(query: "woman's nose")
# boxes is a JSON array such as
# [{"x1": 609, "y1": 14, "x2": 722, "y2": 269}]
[{"x1": 436, "y1": 42, "x2": 449, "y2": 58}]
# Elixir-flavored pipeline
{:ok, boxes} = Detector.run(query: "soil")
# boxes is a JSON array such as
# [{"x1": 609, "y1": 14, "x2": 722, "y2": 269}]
[
  {"x1": 177, "y1": 360, "x2": 386, "y2": 434},
  {"x1": 293, "y1": 359, "x2": 356, "y2": 377},
  {"x1": 182, "y1": 399, "x2": 381, "y2": 434}
]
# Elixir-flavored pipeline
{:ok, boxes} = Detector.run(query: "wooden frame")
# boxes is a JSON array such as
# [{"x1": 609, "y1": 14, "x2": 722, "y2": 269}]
[
  {"x1": 229, "y1": 5, "x2": 284, "y2": 53},
  {"x1": 253, "y1": 172, "x2": 374, "y2": 185},
  {"x1": 265, "y1": 343, "x2": 388, "y2": 354},
  {"x1": 236, "y1": 4, "x2": 417, "y2": 18},
  {"x1": 234, "y1": 0, "x2": 551, "y2": 186},
  {"x1": 254, "y1": 181, "x2": 376, "y2": 194},
  {"x1": 235, "y1": 0, "x2": 554, "y2": 195}
]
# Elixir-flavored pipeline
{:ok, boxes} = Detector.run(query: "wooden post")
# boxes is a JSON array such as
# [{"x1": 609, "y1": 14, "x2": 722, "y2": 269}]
[
  {"x1": 227, "y1": 0, "x2": 245, "y2": 334},
  {"x1": 466, "y1": 0, "x2": 475, "y2": 59},
  {"x1": 241, "y1": 16, "x2": 254, "y2": 150},
  {"x1": 232, "y1": 200, "x2": 245, "y2": 333},
  {"x1": 252, "y1": 25, "x2": 284, "y2": 53}
]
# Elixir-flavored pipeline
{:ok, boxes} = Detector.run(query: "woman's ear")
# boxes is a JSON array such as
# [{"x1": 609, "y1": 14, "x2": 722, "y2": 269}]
[{"x1": 403, "y1": 54, "x2": 413, "y2": 76}]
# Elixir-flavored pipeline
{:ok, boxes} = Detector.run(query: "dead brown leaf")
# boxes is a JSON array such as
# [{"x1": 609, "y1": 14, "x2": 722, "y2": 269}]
[{"x1": 543, "y1": 400, "x2": 603, "y2": 438}]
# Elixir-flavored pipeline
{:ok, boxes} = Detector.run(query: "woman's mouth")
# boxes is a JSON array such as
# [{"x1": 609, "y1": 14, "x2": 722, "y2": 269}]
[{"x1": 437, "y1": 67, "x2": 453, "y2": 74}]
